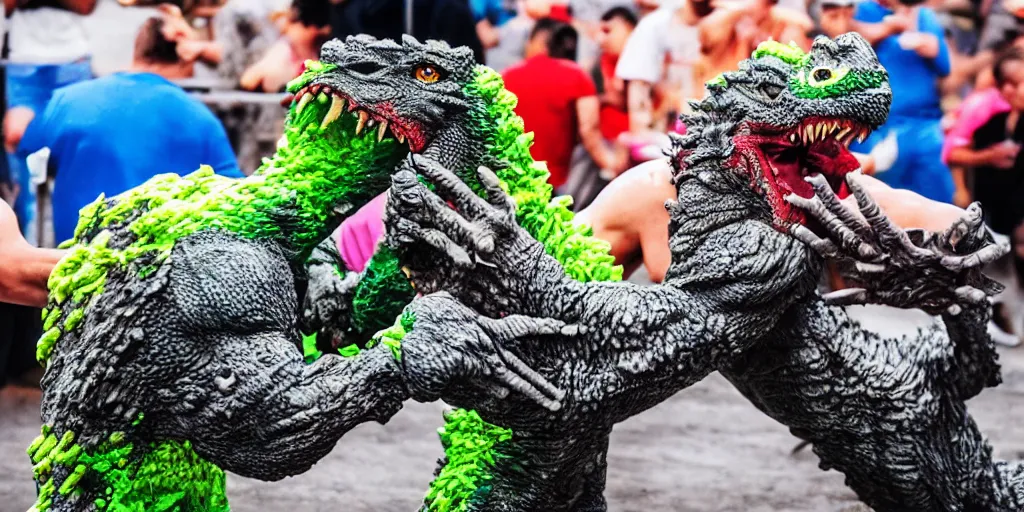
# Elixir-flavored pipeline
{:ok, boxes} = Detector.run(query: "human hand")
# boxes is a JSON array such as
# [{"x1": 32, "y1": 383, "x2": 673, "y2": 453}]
[
  {"x1": 158, "y1": 5, "x2": 198, "y2": 43},
  {"x1": 985, "y1": 141, "x2": 1020, "y2": 169},
  {"x1": 883, "y1": 9, "x2": 913, "y2": 34},
  {"x1": 175, "y1": 39, "x2": 207, "y2": 63}
]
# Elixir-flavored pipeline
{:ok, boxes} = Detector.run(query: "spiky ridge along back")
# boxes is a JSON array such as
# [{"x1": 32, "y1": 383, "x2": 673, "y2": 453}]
[
  {"x1": 419, "y1": 66, "x2": 623, "y2": 511},
  {"x1": 37, "y1": 92, "x2": 401, "y2": 365},
  {"x1": 32, "y1": 91, "x2": 403, "y2": 511}
]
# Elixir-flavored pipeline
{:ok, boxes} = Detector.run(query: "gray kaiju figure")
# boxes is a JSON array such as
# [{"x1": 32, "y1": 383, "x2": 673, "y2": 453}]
[{"x1": 386, "y1": 33, "x2": 1022, "y2": 511}]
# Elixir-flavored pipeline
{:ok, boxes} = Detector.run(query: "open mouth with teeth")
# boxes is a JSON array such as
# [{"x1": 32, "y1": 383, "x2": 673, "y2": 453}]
[
  {"x1": 289, "y1": 82, "x2": 422, "y2": 155},
  {"x1": 745, "y1": 116, "x2": 873, "y2": 226}
]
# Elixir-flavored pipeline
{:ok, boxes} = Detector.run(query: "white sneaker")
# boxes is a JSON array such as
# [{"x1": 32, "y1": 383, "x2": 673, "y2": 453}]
[{"x1": 988, "y1": 320, "x2": 1022, "y2": 347}]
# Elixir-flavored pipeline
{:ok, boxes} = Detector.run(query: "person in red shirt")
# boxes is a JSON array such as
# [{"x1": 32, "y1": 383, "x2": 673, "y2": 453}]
[
  {"x1": 595, "y1": 6, "x2": 637, "y2": 143},
  {"x1": 502, "y1": 18, "x2": 626, "y2": 190}
]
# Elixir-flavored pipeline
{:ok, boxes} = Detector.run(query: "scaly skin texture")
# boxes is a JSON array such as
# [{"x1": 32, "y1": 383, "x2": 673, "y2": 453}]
[
  {"x1": 384, "y1": 34, "x2": 891, "y2": 511},
  {"x1": 294, "y1": 35, "x2": 628, "y2": 510},
  {"x1": 387, "y1": 34, "x2": 1015, "y2": 511},
  {"x1": 29, "y1": 35, "x2": 566, "y2": 512}
]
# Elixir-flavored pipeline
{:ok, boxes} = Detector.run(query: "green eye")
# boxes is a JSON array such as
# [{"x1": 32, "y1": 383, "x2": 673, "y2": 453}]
[{"x1": 805, "y1": 66, "x2": 849, "y2": 87}]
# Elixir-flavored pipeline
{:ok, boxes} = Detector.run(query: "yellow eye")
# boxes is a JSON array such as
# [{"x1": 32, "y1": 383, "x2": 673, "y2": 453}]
[
  {"x1": 807, "y1": 66, "x2": 849, "y2": 87},
  {"x1": 414, "y1": 65, "x2": 441, "y2": 84}
]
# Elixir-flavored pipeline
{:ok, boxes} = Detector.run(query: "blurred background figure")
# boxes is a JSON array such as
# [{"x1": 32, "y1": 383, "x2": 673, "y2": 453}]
[
  {"x1": 847, "y1": 0, "x2": 954, "y2": 203},
  {"x1": 503, "y1": 18, "x2": 628, "y2": 193},
  {"x1": 3, "y1": 0, "x2": 97, "y2": 246}
]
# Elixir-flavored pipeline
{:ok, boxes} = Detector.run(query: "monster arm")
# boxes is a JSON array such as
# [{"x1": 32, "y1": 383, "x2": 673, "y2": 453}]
[
  {"x1": 388, "y1": 160, "x2": 811, "y2": 385},
  {"x1": 186, "y1": 334, "x2": 407, "y2": 481},
  {"x1": 166, "y1": 238, "x2": 410, "y2": 481},
  {"x1": 302, "y1": 230, "x2": 415, "y2": 354},
  {"x1": 940, "y1": 304, "x2": 1001, "y2": 400}
]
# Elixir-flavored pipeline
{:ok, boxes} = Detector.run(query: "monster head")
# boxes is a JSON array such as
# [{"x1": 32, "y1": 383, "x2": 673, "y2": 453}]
[
  {"x1": 282, "y1": 34, "x2": 510, "y2": 204},
  {"x1": 677, "y1": 33, "x2": 891, "y2": 228}
]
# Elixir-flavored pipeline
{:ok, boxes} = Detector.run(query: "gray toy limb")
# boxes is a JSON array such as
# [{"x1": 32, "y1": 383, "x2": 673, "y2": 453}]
[
  {"x1": 399, "y1": 292, "x2": 570, "y2": 411},
  {"x1": 767, "y1": 173, "x2": 1024, "y2": 510},
  {"x1": 789, "y1": 172, "x2": 1007, "y2": 400},
  {"x1": 301, "y1": 235, "x2": 361, "y2": 351},
  {"x1": 787, "y1": 173, "x2": 1007, "y2": 315},
  {"x1": 385, "y1": 156, "x2": 815, "y2": 417},
  {"x1": 152, "y1": 234, "x2": 410, "y2": 481},
  {"x1": 731, "y1": 296, "x2": 1024, "y2": 512}
]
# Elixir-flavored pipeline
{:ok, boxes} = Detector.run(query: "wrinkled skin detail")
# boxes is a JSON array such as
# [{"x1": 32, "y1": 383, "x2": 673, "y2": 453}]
[
  {"x1": 388, "y1": 33, "x2": 1022, "y2": 511},
  {"x1": 30, "y1": 35, "x2": 564, "y2": 512}
]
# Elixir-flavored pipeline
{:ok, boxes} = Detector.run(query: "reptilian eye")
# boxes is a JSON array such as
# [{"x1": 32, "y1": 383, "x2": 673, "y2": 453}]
[
  {"x1": 760, "y1": 83, "x2": 784, "y2": 100},
  {"x1": 806, "y1": 66, "x2": 849, "y2": 87},
  {"x1": 414, "y1": 64, "x2": 443, "y2": 84}
]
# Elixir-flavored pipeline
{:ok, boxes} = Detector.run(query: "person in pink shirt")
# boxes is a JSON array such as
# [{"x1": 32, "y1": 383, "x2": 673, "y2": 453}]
[
  {"x1": 941, "y1": 87, "x2": 1012, "y2": 165},
  {"x1": 336, "y1": 192, "x2": 387, "y2": 273}
]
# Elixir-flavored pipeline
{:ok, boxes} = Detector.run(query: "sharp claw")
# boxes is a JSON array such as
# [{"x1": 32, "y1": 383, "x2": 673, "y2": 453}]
[
  {"x1": 955, "y1": 285, "x2": 989, "y2": 304},
  {"x1": 854, "y1": 261, "x2": 886, "y2": 273},
  {"x1": 822, "y1": 287, "x2": 868, "y2": 305}
]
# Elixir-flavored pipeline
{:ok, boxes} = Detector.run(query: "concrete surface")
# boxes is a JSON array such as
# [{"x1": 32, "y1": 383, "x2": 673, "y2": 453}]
[{"x1": 2, "y1": 304, "x2": 1023, "y2": 512}]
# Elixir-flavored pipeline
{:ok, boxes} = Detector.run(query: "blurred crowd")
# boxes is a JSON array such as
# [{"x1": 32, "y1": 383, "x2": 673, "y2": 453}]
[{"x1": 2, "y1": 0, "x2": 1024, "y2": 386}]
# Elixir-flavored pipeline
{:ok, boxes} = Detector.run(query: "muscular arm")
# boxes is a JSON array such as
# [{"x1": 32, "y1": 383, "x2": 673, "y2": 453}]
[
  {"x1": 0, "y1": 200, "x2": 62, "y2": 307},
  {"x1": 164, "y1": 235, "x2": 409, "y2": 480}
]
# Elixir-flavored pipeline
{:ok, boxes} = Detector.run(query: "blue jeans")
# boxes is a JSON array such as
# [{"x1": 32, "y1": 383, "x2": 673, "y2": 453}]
[
  {"x1": 5, "y1": 58, "x2": 92, "y2": 244},
  {"x1": 849, "y1": 116, "x2": 955, "y2": 204}
]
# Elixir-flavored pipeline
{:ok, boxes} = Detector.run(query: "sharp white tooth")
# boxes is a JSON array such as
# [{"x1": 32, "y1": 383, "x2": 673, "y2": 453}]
[
  {"x1": 377, "y1": 120, "x2": 388, "y2": 142},
  {"x1": 790, "y1": 133, "x2": 797, "y2": 143},
  {"x1": 805, "y1": 124, "x2": 814, "y2": 143},
  {"x1": 857, "y1": 129, "x2": 867, "y2": 143},
  {"x1": 367, "y1": 118, "x2": 377, "y2": 128},
  {"x1": 836, "y1": 126, "x2": 851, "y2": 141},
  {"x1": 295, "y1": 93, "x2": 314, "y2": 115},
  {"x1": 396, "y1": 132, "x2": 406, "y2": 144},
  {"x1": 320, "y1": 95, "x2": 344, "y2": 130},
  {"x1": 832, "y1": 121, "x2": 840, "y2": 134},
  {"x1": 355, "y1": 110, "x2": 369, "y2": 134}
]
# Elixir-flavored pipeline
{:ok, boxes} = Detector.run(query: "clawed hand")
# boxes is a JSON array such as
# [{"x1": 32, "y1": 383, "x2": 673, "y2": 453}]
[
  {"x1": 399, "y1": 292, "x2": 572, "y2": 412},
  {"x1": 786, "y1": 173, "x2": 1008, "y2": 316},
  {"x1": 384, "y1": 154, "x2": 544, "y2": 306}
]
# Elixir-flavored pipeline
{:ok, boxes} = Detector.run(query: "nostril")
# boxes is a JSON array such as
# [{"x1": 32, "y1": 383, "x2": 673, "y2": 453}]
[{"x1": 348, "y1": 61, "x2": 384, "y2": 75}]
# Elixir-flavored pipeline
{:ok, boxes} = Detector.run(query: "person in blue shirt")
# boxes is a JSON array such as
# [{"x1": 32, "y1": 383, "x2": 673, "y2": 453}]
[
  {"x1": 849, "y1": 0, "x2": 954, "y2": 203},
  {"x1": 15, "y1": 16, "x2": 243, "y2": 245}
]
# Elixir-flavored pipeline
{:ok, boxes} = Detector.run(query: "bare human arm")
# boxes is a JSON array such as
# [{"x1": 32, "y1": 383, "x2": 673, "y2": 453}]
[
  {"x1": 574, "y1": 159, "x2": 675, "y2": 282},
  {"x1": 476, "y1": 19, "x2": 499, "y2": 49},
  {"x1": 697, "y1": 0, "x2": 747, "y2": 53},
  {"x1": 576, "y1": 95, "x2": 625, "y2": 174},
  {"x1": 0, "y1": 199, "x2": 63, "y2": 308},
  {"x1": 948, "y1": 143, "x2": 1018, "y2": 169},
  {"x1": 626, "y1": 80, "x2": 654, "y2": 133}
]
